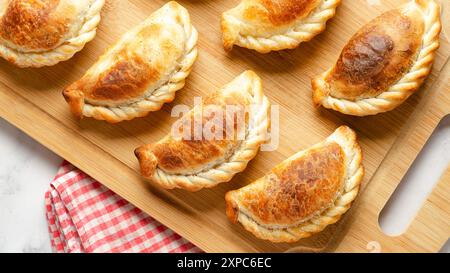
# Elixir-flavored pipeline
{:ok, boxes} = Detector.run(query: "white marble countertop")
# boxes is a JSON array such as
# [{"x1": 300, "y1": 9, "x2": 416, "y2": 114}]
[
  {"x1": 0, "y1": 118, "x2": 61, "y2": 252},
  {"x1": 0, "y1": 116, "x2": 448, "y2": 253}
]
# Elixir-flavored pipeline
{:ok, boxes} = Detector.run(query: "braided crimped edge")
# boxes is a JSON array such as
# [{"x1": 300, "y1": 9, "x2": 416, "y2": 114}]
[
  {"x1": 226, "y1": 126, "x2": 364, "y2": 243},
  {"x1": 75, "y1": 6, "x2": 198, "y2": 123},
  {"x1": 0, "y1": 0, "x2": 105, "y2": 68},
  {"x1": 135, "y1": 71, "x2": 271, "y2": 192},
  {"x1": 221, "y1": 0, "x2": 341, "y2": 53},
  {"x1": 312, "y1": 0, "x2": 442, "y2": 116}
]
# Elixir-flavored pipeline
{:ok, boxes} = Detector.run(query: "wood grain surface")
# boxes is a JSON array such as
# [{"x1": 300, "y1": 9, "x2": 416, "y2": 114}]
[{"x1": 0, "y1": 0, "x2": 448, "y2": 252}]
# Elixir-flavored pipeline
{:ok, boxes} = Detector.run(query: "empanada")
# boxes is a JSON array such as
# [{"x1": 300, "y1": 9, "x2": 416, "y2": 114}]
[
  {"x1": 226, "y1": 126, "x2": 364, "y2": 243},
  {"x1": 135, "y1": 70, "x2": 270, "y2": 191},
  {"x1": 312, "y1": 0, "x2": 441, "y2": 116},
  {"x1": 0, "y1": 0, "x2": 105, "y2": 67},
  {"x1": 221, "y1": 0, "x2": 341, "y2": 53},
  {"x1": 63, "y1": 1, "x2": 198, "y2": 123}
]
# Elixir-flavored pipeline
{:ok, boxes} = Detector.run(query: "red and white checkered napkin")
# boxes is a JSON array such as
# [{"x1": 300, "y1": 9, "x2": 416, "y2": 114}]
[{"x1": 45, "y1": 161, "x2": 202, "y2": 253}]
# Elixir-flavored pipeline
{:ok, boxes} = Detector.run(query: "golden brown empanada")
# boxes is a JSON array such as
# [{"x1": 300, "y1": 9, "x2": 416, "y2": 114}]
[
  {"x1": 63, "y1": 1, "x2": 198, "y2": 123},
  {"x1": 312, "y1": 0, "x2": 441, "y2": 116},
  {"x1": 226, "y1": 126, "x2": 364, "y2": 243},
  {"x1": 0, "y1": 0, "x2": 105, "y2": 67},
  {"x1": 221, "y1": 0, "x2": 341, "y2": 53},
  {"x1": 135, "y1": 70, "x2": 271, "y2": 192}
]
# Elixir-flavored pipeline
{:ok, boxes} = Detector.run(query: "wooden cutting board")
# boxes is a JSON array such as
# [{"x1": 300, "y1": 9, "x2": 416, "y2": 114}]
[{"x1": 0, "y1": 0, "x2": 448, "y2": 252}]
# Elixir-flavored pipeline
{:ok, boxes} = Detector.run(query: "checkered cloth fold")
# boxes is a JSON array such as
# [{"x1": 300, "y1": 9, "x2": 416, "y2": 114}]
[{"x1": 45, "y1": 161, "x2": 201, "y2": 253}]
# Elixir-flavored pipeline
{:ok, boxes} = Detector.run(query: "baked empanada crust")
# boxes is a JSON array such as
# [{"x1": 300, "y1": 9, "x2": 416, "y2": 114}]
[
  {"x1": 0, "y1": 0, "x2": 105, "y2": 67},
  {"x1": 63, "y1": 1, "x2": 198, "y2": 123},
  {"x1": 135, "y1": 70, "x2": 271, "y2": 192},
  {"x1": 312, "y1": 0, "x2": 441, "y2": 116},
  {"x1": 221, "y1": 0, "x2": 341, "y2": 53},
  {"x1": 225, "y1": 126, "x2": 364, "y2": 243}
]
